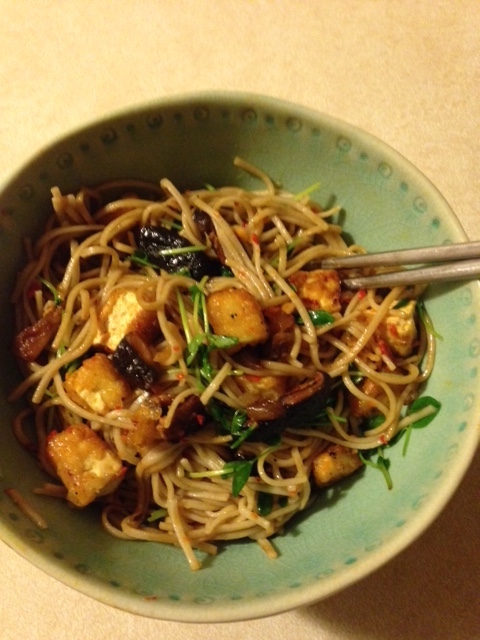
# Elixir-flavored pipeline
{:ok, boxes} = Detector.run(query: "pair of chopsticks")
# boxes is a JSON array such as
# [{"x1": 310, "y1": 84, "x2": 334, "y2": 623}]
[{"x1": 321, "y1": 241, "x2": 480, "y2": 289}]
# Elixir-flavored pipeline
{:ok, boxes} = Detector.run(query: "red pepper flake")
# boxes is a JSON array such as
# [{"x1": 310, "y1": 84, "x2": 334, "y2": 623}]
[
  {"x1": 195, "y1": 413, "x2": 205, "y2": 426},
  {"x1": 251, "y1": 233, "x2": 259, "y2": 246},
  {"x1": 244, "y1": 374, "x2": 262, "y2": 383},
  {"x1": 378, "y1": 435, "x2": 388, "y2": 446},
  {"x1": 176, "y1": 372, "x2": 185, "y2": 381},
  {"x1": 388, "y1": 324, "x2": 399, "y2": 339},
  {"x1": 377, "y1": 338, "x2": 390, "y2": 357},
  {"x1": 357, "y1": 289, "x2": 367, "y2": 300}
]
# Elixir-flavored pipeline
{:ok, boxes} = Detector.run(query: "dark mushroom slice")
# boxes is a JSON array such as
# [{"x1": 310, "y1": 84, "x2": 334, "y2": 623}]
[
  {"x1": 12, "y1": 307, "x2": 62, "y2": 362},
  {"x1": 135, "y1": 225, "x2": 221, "y2": 280},
  {"x1": 246, "y1": 373, "x2": 332, "y2": 442},
  {"x1": 111, "y1": 334, "x2": 158, "y2": 391}
]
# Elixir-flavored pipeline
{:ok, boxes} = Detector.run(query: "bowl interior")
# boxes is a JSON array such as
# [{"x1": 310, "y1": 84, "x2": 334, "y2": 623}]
[{"x1": 0, "y1": 93, "x2": 478, "y2": 622}]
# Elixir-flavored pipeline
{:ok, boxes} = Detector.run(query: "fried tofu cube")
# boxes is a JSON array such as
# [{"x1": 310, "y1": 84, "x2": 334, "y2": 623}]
[
  {"x1": 348, "y1": 377, "x2": 383, "y2": 418},
  {"x1": 382, "y1": 300, "x2": 417, "y2": 357},
  {"x1": 288, "y1": 269, "x2": 341, "y2": 313},
  {"x1": 46, "y1": 424, "x2": 125, "y2": 507},
  {"x1": 122, "y1": 403, "x2": 162, "y2": 454},
  {"x1": 94, "y1": 288, "x2": 158, "y2": 351},
  {"x1": 206, "y1": 288, "x2": 268, "y2": 346},
  {"x1": 64, "y1": 353, "x2": 131, "y2": 415},
  {"x1": 312, "y1": 444, "x2": 363, "y2": 488}
]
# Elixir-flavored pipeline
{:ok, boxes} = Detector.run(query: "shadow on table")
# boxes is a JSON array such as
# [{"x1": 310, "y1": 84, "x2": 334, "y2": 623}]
[{"x1": 297, "y1": 445, "x2": 480, "y2": 640}]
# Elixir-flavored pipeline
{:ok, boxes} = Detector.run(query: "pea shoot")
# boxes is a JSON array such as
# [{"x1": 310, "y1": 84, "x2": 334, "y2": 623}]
[
  {"x1": 188, "y1": 442, "x2": 280, "y2": 497},
  {"x1": 176, "y1": 279, "x2": 238, "y2": 389},
  {"x1": 38, "y1": 277, "x2": 62, "y2": 306},
  {"x1": 296, "y1": 309, "x2": 335, "y2": 327}
]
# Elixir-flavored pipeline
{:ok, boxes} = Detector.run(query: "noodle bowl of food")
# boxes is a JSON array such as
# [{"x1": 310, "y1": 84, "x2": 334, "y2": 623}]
[{"x1": 0, "y1": 92, "x2": 478, "y2": 622}]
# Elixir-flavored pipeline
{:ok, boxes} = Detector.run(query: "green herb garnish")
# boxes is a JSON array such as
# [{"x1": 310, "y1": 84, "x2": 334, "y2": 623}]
[
  {"x1": 38, "y1": 277, "x2": 62, "y2": 306},
  {"x1": 297, "y1": 309, "x2": 335, "y2": 326},
  {"x1": 359, "y1": 447, "x2": 393, "y2": 490},
  {"x1": 130, "y1": 245, "x2": 206, "y2": 271},
  {"x1": 402, "y1": 396, "x2": 441, "y2": 455},
  {"x1": 294, "y1": 181, "x2": 321, "y2": 201},
  {"x1": 177, "y1": 281, "x2": 239, "y2": 389},
  {"x1": 188, "y1": 443, "x2": 279, "y2": 497},
  {"x1": 417, "y1": 300, "x2": 443, "y2": 340},
  {"x1": 147, "y1": 508, "x2": 168, "y2": 523},
  {"x1": 256, "y1": 492, "x2": 274, "y2": 517},
  {"x1": 208, "y1": 400, "x2": 253, "y2": 449},
  {"x1": 220, "y1": 266, "x2": 234, "y2": 277},
  {"x1": 130, "y1": 250, "x2": 160, "y2": 270}
]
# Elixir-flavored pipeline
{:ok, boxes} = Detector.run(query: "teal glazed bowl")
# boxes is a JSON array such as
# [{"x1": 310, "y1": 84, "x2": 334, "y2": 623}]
[{"x1": 0, "y1": 93, "x2": 478, "y2": 622}]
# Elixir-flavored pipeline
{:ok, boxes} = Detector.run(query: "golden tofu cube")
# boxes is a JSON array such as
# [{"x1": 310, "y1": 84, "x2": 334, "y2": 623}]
[
  {"x1": 312, "y1": 444, "x2": 363, "y2": 488},
  {"x1": 383, "y1": 300, "x2": 417, "y2": 357},
  {"x1": 122, "y1": 403, "x2": 162, "y2": 454},
  {"x1": 206, "y1": 288, "x2": 268, "y2": 346},
  {"x1": 46, "y1": 424, "x2": 124, "y2": 507},
  {"x1": 288, "y1": 269, "x2": 341, "y2": 313},
  {"x1": 64, "y1": 353, "x2": 131, "y2": 415},
  {"x1": 348, "y1": 377, "x2": 383, "y2": 418},
  {"x1": 94, "y1": 288, "x2": 158, "y2": 351}
]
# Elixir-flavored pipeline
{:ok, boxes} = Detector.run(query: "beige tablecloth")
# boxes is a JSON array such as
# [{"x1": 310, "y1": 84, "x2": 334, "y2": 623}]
[{"x1": 1, "y1": 2, "x2": 479, "y2": 638}]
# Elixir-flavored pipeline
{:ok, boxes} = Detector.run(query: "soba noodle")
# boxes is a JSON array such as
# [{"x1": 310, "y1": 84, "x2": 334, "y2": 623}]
[{"x1": 9, "y1": 157, "x2": 437, "y2": 570}]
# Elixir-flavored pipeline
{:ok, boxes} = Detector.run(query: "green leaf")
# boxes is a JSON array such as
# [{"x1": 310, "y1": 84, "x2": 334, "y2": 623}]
[
  {"x1": 297, "y1": 309, "x2": 335, "y2": 326},
  {"x1": 222, "y1": 460, "x2": 254, "y2": 497},
  {"x1": 207, "y1": 334, "x2": 238, "y2": 350},
  {"x1": 221, "y1": 266, "x2": 234, "y2": 277},
  {"x1": 393, "y1": 298, "x2": 411, "y2": 309},
  {"x1": 402, "y1": 395, "x2": 441, "y2": 456},
  {"x1": 199, "y1": 345, "x2": 214, "y2": 382},
  {"x1": 257, "y1": 492, "x2": 274, "y2": 517},
  {"x1": 208, "y1": 400, "x2": 247, "y2": 435},
  {"x1": 406, "y1": 396, "x2": 441, "y2": 429},
  {"x1": 185, "y1": 334, "x2": 205, "y2": 364}
]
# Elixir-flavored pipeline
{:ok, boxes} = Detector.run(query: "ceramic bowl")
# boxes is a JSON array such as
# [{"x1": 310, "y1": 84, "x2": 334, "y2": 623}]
[{"x1": 0, "y1": 92, "x2": 478, "y2": 622}]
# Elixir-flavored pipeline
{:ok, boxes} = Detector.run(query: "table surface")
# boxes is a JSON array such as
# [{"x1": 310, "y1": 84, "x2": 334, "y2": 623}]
[{"x1": 1, "y1": 2, "x2": 479, "y2": 639}]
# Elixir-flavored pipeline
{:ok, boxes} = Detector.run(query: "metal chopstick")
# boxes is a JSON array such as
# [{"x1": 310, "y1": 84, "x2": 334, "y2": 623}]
[
  {"x1": 319, "y1": 241, "x2": 480, "y2": 289},
  {"x1": 341, "y1": 258, "x2": 480, "y2": 289},
  {"x1": 321, "y1": 240, "x2": 480, "y2": 269}
]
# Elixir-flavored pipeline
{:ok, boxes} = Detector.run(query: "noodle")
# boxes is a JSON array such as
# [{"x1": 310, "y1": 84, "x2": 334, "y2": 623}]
[{"x1": 8, "y1": 159, "x2": 437, "y2": 570}]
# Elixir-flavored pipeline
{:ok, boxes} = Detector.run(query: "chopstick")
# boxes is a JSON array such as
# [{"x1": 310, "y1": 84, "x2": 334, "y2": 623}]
[{"x1": 320, "y1": 241, "x2": 480, "y2": 289}]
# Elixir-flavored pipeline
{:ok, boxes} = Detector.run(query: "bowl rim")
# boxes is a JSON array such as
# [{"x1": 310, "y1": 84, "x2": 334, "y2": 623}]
[{"x1": 1, "y1": 90, "x2": 479, "y2": 622}]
